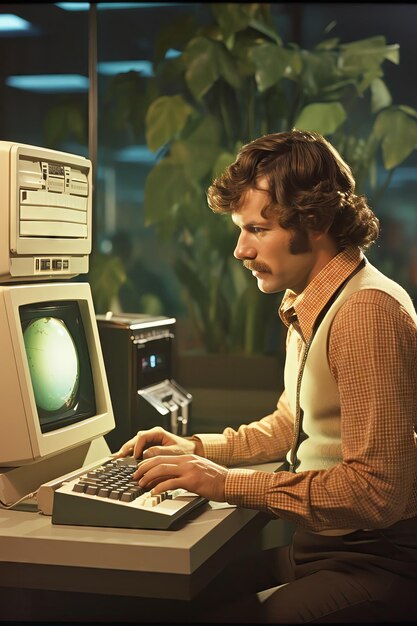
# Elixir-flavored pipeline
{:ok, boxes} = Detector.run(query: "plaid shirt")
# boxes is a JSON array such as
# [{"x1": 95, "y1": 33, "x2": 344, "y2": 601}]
[{"x1": 196, "y1": 247, "x2": 417, "y2": 532}]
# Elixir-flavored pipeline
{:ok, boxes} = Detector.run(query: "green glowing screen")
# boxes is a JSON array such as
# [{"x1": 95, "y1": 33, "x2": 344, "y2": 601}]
[
  {"x1": 23, "y1": 317, "x2": 79, "y2": 412},
  {"x1": 19, "y1": 300, "x2": 96, "y2": 433}
]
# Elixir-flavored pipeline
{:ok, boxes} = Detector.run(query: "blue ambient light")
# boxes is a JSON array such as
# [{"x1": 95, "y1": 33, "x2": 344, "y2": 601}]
[{"x1": 6, "y1": 74, "x2": 89, "y2": 93}]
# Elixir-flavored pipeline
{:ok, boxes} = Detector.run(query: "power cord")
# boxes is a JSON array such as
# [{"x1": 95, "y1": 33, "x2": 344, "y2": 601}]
[{"x1": 0, "y1": 490, "x2": 38, "y2": 509}]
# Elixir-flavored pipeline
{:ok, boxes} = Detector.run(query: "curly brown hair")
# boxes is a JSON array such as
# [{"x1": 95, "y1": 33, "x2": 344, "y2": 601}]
[{"x1": 207, "y1": 130, "x2": 380, "y2": 251}]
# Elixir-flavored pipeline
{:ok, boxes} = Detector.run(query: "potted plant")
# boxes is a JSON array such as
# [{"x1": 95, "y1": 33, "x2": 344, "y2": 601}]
[{"x1": 136, "y1": 3, "x2": 417, "y2": 358}]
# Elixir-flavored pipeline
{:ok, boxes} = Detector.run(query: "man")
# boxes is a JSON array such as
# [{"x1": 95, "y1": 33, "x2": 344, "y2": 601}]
[{"x1": 117, "y1": 130, "x2": 417, "y2": 622}]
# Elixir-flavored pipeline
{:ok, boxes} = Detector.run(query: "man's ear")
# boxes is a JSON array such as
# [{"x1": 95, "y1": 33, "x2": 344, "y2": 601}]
[
  {"x1": 309, "y1": 229, "x2": 327, "y2": 242},
  {"x1": 309, "y1": 229, "x2": 339, "y2": 257}
]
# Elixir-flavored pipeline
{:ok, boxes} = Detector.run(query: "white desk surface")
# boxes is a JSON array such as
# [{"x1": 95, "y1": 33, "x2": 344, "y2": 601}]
[
  {"x1": 0, "y1": 462, "x2": 279, "y2": 601},
  {"x1": 0, "y1": 502, "x2": 260, "y2": 574}
]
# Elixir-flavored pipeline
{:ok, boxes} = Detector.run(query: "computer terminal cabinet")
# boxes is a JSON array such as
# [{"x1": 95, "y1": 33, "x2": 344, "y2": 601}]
[{"x1": 96, "y1": 313, "x2": 192, "y2": 453}]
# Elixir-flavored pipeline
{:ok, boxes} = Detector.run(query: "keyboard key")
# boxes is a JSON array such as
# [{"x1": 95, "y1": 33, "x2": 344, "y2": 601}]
[
  {"x1": 109, "y1": 490, "x2": 123, "y2": 500},
  {"x1": 120, "y1": 492, "x2": 136, "y2": 502}
]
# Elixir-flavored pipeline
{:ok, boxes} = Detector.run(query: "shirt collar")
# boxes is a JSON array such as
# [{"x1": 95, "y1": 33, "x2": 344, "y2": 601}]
[{"x1": 279, "y1": 246, "x2": 364, "y2": 343}]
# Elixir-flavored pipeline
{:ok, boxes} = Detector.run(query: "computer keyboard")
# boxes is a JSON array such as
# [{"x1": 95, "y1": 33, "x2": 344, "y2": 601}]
[{"x1": 51, "y1": 456, "x2": 207, "y2": 530}]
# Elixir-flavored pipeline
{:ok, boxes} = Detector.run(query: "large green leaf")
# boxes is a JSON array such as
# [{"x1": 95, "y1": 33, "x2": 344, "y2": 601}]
[
  {"x1": 170, "y1": 115, "x2": 222, "y2": 179},
  {"x1": 370, "y1": 78, "x2": 391, "y2": 113},
  {"x1": 357, "y1": 67, "x2": 384, "y2": 95},
  {"x1": 299, "y1": 49, "x2": 341, "y2": 98},
  {"x1": 373, "y1": 108, "x2": 417, "y2": 169},
  {"x1": 144, "y1": 160, "x2": 201, "y2": 231},
  {"x1": 294, "y1": 102, "x2": 346, "y2": 135},
  {"x1": 211, "y1": 3, "x2": 251, "y2": 41},
  {"x1": 183, "y1": 35, "x2": 243, "y2": 98},
  {"x1": 215, "y1": 41, "x2": 242, "y2": 90},
  {"x1": 171, "y1": 138, "x2": 220, "y2": 180},
  {"x1": 398, "y1": 105, "x2": 417, "y2": 120},
  {"x1": 339, "y1": 36, "x2": 399, "y2": 78},
  {"x1": 250, "y1": 42, "x2": 301, "y2": 92},
  {"x1": 145, "y1": 95, "x2": 194, "y2": 152},
  {"x1": 183, "y1": 36, "x2": 219, "y2": 100},
  {"x1": 247, "y1": 17, "x2": 282, "y2": 45},
  {"x1": 211, "y1": 3, "x2": 281, "y2": 47}
]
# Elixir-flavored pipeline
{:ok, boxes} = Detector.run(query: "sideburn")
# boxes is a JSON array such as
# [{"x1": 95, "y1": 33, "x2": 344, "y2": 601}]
[{"x1": 289, "y1": 229, "x2": 312, "y2": 254}]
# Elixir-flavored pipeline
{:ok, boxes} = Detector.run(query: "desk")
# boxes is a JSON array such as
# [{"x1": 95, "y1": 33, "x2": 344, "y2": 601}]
[{"x1": 0, "y1": 463, "x2": 280, "y2": 622}]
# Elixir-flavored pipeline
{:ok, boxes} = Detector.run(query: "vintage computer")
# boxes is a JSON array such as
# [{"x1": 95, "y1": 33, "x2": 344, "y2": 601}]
[
  {"x1": 0, "y1": 141, "x2": 92, "y2": 283},
  {"x1": 0, "y1": 141, "x2": 205, "y2": 529},
  {"x1": 0, "y1": 141, "x2": 114, "y2": 502}
]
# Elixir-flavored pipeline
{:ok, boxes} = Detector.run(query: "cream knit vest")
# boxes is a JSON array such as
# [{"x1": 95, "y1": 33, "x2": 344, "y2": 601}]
[{"x1": 284, "y1": 260, "x2": 417, "y2": 474}]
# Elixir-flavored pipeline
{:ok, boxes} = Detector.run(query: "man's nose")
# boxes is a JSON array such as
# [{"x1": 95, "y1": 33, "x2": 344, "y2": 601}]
[{"x1": 233, "y1": 234, "x2": 256, "y2": 260}]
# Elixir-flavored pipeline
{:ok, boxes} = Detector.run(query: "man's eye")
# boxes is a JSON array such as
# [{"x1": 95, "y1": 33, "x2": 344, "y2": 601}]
[{"x1": 249, "y1": 226, "x2": 265, "y2": 234}]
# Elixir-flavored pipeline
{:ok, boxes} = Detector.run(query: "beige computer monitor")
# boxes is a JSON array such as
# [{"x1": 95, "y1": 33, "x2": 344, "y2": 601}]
[{"x1": 0, "y1": 281, "x2": 115, "y2": 506}]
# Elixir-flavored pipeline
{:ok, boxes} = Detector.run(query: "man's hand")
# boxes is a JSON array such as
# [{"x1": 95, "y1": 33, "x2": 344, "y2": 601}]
[
  {"x1": 132, "y1": 454, "x2": 227, "y2": 502},
  {"x1": 115, "y1": 426, "x2": 203, "y2": 460}
]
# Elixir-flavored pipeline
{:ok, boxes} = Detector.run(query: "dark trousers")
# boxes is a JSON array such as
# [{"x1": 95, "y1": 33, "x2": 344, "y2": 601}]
[{"x1": 189, "y1": 516, "x2": 417, "y2": 623}]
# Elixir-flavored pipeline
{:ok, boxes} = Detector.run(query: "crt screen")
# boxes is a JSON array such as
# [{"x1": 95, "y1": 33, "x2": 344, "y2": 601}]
[{"x1": 20, "y1": 301, "x2": 96, "y2": 433}]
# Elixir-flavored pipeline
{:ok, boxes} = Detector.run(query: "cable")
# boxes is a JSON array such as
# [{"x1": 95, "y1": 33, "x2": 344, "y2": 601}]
[{"x1": 0, "y1": 490, "x2": 38, "y2": 509}]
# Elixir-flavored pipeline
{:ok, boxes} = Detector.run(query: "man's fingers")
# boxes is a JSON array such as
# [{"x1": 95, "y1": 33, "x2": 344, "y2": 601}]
[
  {"x1": 136, "y1": 462, "x2": 180, "y2": 488},
  {"x1": 132, "y1": 428, "x2": 168, "y2": 459},
  {"x1": 142, "y1": 445, "x2": 183, "y2": 459},
  {"x1": 150, "y1": 478, "x2": 182, "y2": 495}
]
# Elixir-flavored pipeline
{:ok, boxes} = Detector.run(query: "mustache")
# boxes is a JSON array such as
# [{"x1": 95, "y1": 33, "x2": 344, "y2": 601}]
[{"x1": 243, "y1": 260, "x2": 272, "y2": 273}]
